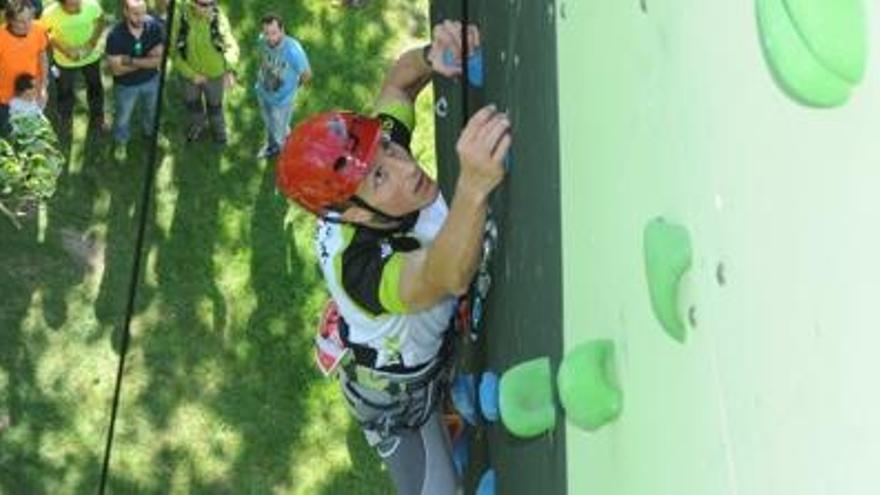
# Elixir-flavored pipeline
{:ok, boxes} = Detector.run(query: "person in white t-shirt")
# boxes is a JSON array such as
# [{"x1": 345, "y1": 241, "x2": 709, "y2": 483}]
[{"x1": 8, "y1": 73, "x2": 44, "y2": 119}]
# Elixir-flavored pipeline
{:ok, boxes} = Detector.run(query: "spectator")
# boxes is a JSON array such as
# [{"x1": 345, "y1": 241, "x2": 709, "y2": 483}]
[
  {"x1": 0, "y1": 0, "x2": 48, "y2": 137},
  {"x1": 106, "y1": 0, "x2": 164, "y2": 158},
  {"x1": 9, "y1": 73, "x2": 43, "y2": 118},
  {"x1": 168, "y1": 0, "x2": 239, "y2": 145},
  {"x1": 0, "y1": 0, "x2": 41, "y2": 17},
  {"x1": 42, "y1": 0, "x2": 108, "y2": 133},
  {"x1": 254, "y1": 13, "x2": 311, "y2": 159}
]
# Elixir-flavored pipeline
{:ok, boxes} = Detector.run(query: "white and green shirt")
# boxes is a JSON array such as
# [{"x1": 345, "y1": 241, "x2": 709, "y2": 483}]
[{"x1": 315, "y1": 103, "x2": 456, "y2": 369}]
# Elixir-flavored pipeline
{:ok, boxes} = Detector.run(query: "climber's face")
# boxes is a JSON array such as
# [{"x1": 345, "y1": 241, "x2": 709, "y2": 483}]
[{"x1": 342, "y1": 138, "x2": 439, "y2": 225}]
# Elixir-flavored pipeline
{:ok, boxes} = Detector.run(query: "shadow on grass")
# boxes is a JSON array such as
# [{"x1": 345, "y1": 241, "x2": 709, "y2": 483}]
[
  {"x1": 0, "y1": 215, "x2": 61, "y2": 494},
  {"x1": 0, "y1": 120, "x2": 121, "y2": 492}
]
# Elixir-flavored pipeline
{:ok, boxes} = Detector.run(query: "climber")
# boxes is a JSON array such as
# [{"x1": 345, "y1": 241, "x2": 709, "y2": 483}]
[{"x1": 276, "y1": 19, "x2": 510, "y2": 495}]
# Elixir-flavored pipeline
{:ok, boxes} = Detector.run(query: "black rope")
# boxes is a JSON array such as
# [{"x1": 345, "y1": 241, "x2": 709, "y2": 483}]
[
  {"x1": 98, "y1": 1, "x2": 178, "y2": 492},
  {"x1": 460, "y1": 0, "x2": 470, "y2": 125}
]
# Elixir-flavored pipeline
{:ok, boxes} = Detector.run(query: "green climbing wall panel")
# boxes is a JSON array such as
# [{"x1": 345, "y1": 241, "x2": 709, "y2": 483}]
[
  {"x1": 431, "y1": 0, "x2": 565, "y2": 493},
  {"x1": 559, "y1": 1, "x2": 880, "y2": 494}
]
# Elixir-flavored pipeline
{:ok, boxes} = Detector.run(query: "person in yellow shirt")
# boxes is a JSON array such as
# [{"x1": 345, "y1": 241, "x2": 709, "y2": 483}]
[{"x1": 41, "y1": 0, "x2": 107, "y2": 133}]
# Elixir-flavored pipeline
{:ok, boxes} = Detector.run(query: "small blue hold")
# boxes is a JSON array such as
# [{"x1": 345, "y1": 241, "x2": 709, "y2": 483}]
[
  {"x1": 442, "y1": 48, "x2": 485, "y2": 88},
  {"x1": 477, "y1": 469, "x2": 496, "y2": 495},
  {"x1": 451, "y1": 374, "x2": 478, "y2": 426},
  {"x1": 467, "y1": 50, "x2": 484, "y2": 88},
  {"x1": 479, "y1": 371, "x2": 500, "y2": 422},
  {"x1": 452, "y1": 426, "x2": 470, "y2": 477}
]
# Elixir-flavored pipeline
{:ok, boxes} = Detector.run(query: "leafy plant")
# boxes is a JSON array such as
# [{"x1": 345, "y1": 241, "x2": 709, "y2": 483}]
[{"x1": 0, "y1": 113, "x2": 65, "y2": 229}]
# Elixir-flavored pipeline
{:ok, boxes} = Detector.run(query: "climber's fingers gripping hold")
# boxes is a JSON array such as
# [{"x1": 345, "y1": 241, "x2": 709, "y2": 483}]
[{"x1": 456, "y1": 105, "x2": 511, "y2": 195}]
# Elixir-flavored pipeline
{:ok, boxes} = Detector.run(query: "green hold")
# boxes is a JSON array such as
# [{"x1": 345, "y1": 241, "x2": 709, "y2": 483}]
[
  {"x1": 557, "y1": 340, "x2": 622, "y2": 431},
  {"x1": 499, "y1": 357, "x2": 556, "y2": 438},
  {"x1": 783, "y1": 0, "x2": 867, "y2": 84},
  {"x1": 755, "y1": 0, "x2": 866, "y2": 107},
  {"x1": 643, "y1": 217, "x2": 692, "y2": 343}
]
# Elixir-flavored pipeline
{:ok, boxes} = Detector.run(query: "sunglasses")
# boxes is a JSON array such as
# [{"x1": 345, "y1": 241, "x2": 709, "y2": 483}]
[{"x1": 195, "y1": 1, "x2": 214, "y2": 8}]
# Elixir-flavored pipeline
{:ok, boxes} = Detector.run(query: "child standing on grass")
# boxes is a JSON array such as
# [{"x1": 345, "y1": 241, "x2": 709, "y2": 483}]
[{"x1": 9, "y1": 73, "x2": 43, "y2": 119}]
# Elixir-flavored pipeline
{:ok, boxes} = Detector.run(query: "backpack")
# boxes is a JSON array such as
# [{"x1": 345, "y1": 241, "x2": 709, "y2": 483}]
[{"x1": 175, "y1": 3, "x2": 226, "y2": 60}]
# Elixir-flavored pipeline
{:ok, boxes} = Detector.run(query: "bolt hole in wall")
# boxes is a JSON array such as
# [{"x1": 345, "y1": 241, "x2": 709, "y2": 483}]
[
  {"x1": 715, "y1": 262, "x2": 726, "y2": 286},
  {"x1": 688, "y1": 306, "x2": 697, "y2": 328}
]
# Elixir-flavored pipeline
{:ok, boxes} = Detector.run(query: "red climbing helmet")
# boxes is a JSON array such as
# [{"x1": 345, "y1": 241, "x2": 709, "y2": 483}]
[{"x1": 276, "y1": 111, "x2": 383, "y2": 215}]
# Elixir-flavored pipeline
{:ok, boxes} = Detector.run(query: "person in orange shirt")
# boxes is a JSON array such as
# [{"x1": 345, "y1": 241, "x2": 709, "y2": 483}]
[{"x1": 0, "y1": 0, "x2": 48, "y2": 137}]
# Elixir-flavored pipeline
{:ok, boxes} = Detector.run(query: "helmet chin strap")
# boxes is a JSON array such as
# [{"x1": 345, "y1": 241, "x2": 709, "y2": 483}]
[{"x1": 349, "y1": 195, "x2": 418, "y2": 230}]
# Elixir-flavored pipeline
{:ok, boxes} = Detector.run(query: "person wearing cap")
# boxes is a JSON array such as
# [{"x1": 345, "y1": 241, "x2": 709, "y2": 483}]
[{"x1": 276, "y1": 20, "x2": 510, "y2": 495}]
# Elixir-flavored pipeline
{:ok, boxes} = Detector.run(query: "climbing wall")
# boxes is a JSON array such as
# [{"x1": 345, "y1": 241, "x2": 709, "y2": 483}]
[
  {"x1": 430, "y1": 0, "x2": 566, "y2": 493},
  {"x1": 559, "y1": 1, "x2": 880, "y2": 495}
]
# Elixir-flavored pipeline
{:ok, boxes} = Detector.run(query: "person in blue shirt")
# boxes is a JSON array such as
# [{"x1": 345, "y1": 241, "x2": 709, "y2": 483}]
[
  {"x1": 105, "y1": 0, "x2": 164, "y2": 158},
  {"x1": 254, "y1": 13, "x2": 311, "y2": 159}
]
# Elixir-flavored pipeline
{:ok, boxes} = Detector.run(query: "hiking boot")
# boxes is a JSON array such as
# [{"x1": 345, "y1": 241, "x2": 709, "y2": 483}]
[
  {"x1": 186, "y1": 123, "x2": 204, "y2": 142},
  {"x1": 212, "y1": 129, "x2": 228, "y2": 145}
]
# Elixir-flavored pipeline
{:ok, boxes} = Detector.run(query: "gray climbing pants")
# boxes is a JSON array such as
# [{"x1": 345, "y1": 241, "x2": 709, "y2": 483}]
[
  {"x1": 339, "y1": 363, "x2": 459, "y2": 495},
  {"x1": 181, "y1": 76, "x2": 226, "y2": 140}
]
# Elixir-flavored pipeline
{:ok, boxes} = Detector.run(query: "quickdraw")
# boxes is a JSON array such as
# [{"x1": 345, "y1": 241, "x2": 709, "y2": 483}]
[{"x1": 456, "y1": 215, "x2": 498, "y2": 341}]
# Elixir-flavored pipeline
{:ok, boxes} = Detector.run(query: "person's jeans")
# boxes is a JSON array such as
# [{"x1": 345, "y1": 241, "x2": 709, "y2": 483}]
[
  {"x1": 257, "y1": 94, "x2": 293, "y2": 149},
  {"x1": 112, "y1": 74, "x2": 160, "y2": 143},
  {"x1": 56, "y1": 60, "x2": 104, "y2": 121}
]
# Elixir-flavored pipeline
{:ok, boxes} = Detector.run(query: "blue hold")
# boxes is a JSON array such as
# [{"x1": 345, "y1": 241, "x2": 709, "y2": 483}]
[
  {"x1": 477, "y1": 469, "x2": 496, "y2": 495},
  {"x1": 442, "y1": 48, "x2": 485, "y2": 88},
  {"x1": 479, "y1": 371, "x2": 500, "y2": 422},
  {"x1": 451, "y1": 374, "x2": 478, "y2": 426}
]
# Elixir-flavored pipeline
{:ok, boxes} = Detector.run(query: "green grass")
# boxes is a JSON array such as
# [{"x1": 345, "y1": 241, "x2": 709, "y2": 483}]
[{"x1": 0, "y1": 0, "x2": 434, "y2": 492}]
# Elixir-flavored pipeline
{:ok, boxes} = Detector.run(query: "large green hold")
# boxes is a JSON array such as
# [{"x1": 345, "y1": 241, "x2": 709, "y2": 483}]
[
  {"x1": 557, "y1": 340, "x2": 622, "y2": 431},
  {"x1": 755, "y1": 0, "x2": 867, "y2": 107},
  {"x1": 783, "y1": 0, "x2": 867, "y2": 84},
  {"x1": 643, "y1": 217, "x2": 692, "y2": 343},
  {"x1": 499, "y1": 357, "x2": 556, "y2": 438}
]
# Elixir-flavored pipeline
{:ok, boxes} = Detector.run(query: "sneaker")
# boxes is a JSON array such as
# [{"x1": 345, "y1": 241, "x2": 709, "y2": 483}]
[
  {"x1": 212, "y1": 130, "x2": 228, "y2": 145},
  {"x1": 257, "y1": 143, "x2": 280, "y2": 159},
  {"x1": 113, "y1": 142, "x2": 128, "y2": 162}
]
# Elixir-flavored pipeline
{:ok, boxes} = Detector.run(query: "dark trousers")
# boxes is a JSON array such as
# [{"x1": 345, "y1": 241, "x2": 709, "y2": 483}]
[
  {"x1": 56, "y1": 60, "x2": 104, "y2": 121},
  {"x1": 0, "y1": 104, "x2": 9, "y2": 138}
]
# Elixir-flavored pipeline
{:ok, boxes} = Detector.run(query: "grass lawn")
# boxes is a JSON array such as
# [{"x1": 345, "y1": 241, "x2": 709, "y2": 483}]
[{"x1": 1, "y1": 0, "x2": 436, "y2": 492}]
